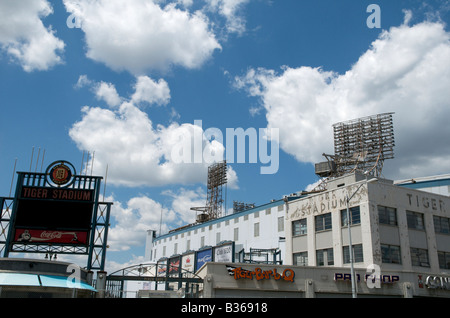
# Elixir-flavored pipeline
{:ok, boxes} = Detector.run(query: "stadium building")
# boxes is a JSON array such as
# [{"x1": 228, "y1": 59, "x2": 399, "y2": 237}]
[{"x1": 144, "y1": 171, "x2": 450, "y2": 298}]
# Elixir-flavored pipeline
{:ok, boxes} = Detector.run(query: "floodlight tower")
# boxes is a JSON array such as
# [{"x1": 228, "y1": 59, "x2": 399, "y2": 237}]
[
  {"x1": 206, "y1": 161, "x2": 227, "y2": 219},
  {"x1": 191, "y1": 161, "x2": 228, "y2": 223},
  {"x1": 332, "y1": 112, "x2": 395, "y2": 177},
  {"x1": 313, "y1": 113, "x2": 395, "y2": 192}
]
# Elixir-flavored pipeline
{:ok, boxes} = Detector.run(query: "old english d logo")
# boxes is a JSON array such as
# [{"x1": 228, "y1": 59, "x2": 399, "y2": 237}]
[
  {"x1": 51, "y1": 164, "x2": 71, "y2": 184},
  {"x1": 46, "y1": 160, "x2": 76, "y2": 187}
]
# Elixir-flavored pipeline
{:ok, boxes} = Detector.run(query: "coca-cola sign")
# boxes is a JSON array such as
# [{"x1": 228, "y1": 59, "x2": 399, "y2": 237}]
[{"x1": 14, "y1": 229, "x2": 88, "y2": 245}]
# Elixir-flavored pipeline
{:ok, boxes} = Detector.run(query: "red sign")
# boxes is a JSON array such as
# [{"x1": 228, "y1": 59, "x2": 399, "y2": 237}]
[{"x1": 14, "y1": 229, "x2": 88, "y2": 245}]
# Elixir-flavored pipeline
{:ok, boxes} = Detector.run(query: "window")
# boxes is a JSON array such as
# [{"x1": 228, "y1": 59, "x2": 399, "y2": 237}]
[
  {"x1": 278, "y1": 204, "x2": 284, "y2": 212},
  {"x1": 407, "y1": 211, "x2": 425, "y2": 230},
  {"x1": 434, "y1": 216, "x2": 450, "y2": 234},
  {"x1": 200, "y1": 236, "x2": 205, "y2": 248},
  {"x1": 381, "y1": 244, "x2": 401, "y2": 264},
  {"x1": 265, "y1": 208, "x2": 271, "y2": 215},
  {"x1": 254, "y1": 222, "x2": 260, "y2": 237},
  {"x1": 278, "y1": 216, "x2": 284, "y2": 232},
  {"x1": 293, "y1": 252, "x2": 308, "y2": 266},
  {"x1": 315, "y1": 213, "x2": 332, "y2": 232},
  {"x1": 216, "y1": 232, "x2": 221, "y2": 244},
  {"x1": 410, "y1": 247, "x2": 429, "y2": 267},
  {"x1": 186, "y1": 240, "x2": 190, "y2": 251},
  {"x1": 292, "y1": 219, "x2": 307, "y2": 236},
  {"x1": 341, "y1": 206, "x2": 360, "y2": 226},
  {"x1": 438, "y1": 251, "x2": 450, "y2": 269},
  {"x1": 174, "y1": 243, "x2": 178, "y2": 254},
  {"x1": 343, "y1": 244, "x2": 363, "y2": 263},
  {"x1": 316, "y1": 248, "x2": 334, "y2": 266},
  {"x1": 378, "y1": 206, "x2": 397, "y2": 225},
  {"x1": 234, "y1": 228, "x2": 239, "y2": 241}
]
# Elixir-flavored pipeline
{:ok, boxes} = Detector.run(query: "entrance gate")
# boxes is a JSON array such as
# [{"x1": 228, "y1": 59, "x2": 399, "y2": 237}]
[{"x1": 105, "y1": 263, "x2": 203, "y2": 298}]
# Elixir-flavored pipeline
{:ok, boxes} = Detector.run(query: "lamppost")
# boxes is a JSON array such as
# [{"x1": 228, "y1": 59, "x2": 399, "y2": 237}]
[{"x1": 346, "y1": 177, "x2": 378, "y2": 298}]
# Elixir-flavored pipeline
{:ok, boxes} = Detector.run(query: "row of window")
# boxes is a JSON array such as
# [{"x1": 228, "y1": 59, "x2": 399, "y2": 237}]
[
  {"x1": 292, "y1": 206, "x2": 361, "y2": 236},
  {"x1": 294, "y1": 244, "x2": 450, "y2": 269},
  {"x1": 293, "y1": 245, "x2": 363, "y2": 266},
  {"x1": 383, "y1": 244, "x2": 450, "y2": 269},
  {"x1": 292, "y1": 205, "x2": 450, "y2": 236},
  {"x1": 378, "y1": 206, "x2": 450, "y2": 235}
]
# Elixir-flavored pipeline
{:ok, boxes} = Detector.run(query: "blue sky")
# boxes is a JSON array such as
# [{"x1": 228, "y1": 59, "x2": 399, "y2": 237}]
[{"x1": 1, "y1": 0, "x2": 449, "y2": 271}]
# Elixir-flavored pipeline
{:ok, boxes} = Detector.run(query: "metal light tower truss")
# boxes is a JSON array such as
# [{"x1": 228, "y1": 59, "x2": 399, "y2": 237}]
[
  {"x1": 87, "y1": 201, "x2": 112, "y2": 271},
  {"x1": 191, "y1": 161, "x2": 227, "y2": 223},
  {"x1": 206, "y1": 161, "x2": 227, "y2": 220},
  {"x1": 332, "y1": 112, "x2": 395, "y2": 177},
  {"x1": 0, "y1": 197, "x2": 13, "y2": 256}
]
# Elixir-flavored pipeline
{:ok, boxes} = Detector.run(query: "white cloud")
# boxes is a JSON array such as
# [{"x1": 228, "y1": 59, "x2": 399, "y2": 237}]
[
  {"x1": 75, "y1": 75, "x2": 122, "y2": 107},
  {"x1": 95, "y1": 82, "x2": 122, "y2": 108},
  {"x1": 235, "y1": 18, "x2": 450, "y2": 180},
  {"x1": 0, "y1": 0, "x2": 64, "y2": 71},
  {"x1": 204, "y1": 0, "x2": 250, "y2": 35},
  {"x1": 131, "y1": 76, "x2": 171, "y2": 106},
  {"x1": 76, "y1": 74, "x2": 171, "y2": 108},
  {"x1": 249, "y1": 105, "x2": 263, "y2": 117},
  {"x1": 63, "y1": 0, "x2": 221, "y2": 74},
  {"x1": 226, "y1": 165, "x2": 239, "y2": 189},
  {"x1": 74, "y1": 74, "x2": 92, "y2": 88},
  {"x1": 177, "y1": 0, "x2": 194, "y2": 8}
]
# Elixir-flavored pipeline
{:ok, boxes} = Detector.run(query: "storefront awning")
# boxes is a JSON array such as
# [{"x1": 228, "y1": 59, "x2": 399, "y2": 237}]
[
  {"x1": 0, "y1": 273, "x2": 41, "y2": 286},
  {"x1": 0, "y1": 273, "x2": 96, "y2": 291}
]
